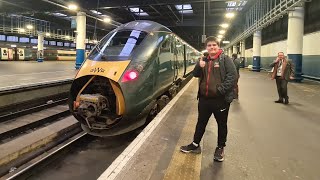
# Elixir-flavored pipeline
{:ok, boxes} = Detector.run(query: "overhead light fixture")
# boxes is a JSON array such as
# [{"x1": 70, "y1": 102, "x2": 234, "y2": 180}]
[
  {"x1": 220, "y1": 23, "x2": 229, "y2": 28},
  {"x1": 217, "y1": 35, "x2": 223, "y2": 38},
  {"x1": 222, "y1": 41, "x2": 230, "y2": 44},
  {"x1": 45, "y1": 32, "x2": 51, "y2": 36},
  {"x1": 90, "y1": 10, "x2": 102, "y2": 15},
  {"x1": 129, "y1": 7, "x2": 149, "y2": 16},
  {"x1": 52, "y1": 12, "x2": 68, "y2": 17},
  {"x1": 68, "y1": 4, "x2": 78, "y2": 10},
  {"x1": 26, "y1": 25, "x2": 33, "y2": 29},
  {"x1": 217, "y1": 38, "x2": 222, "y2": 41},
  {"x1": 103, "y1": 17, "x2": 111, "y2": 23},
  {"x1": 65, "y1": 35, "x2": 70, "y2": 39},
  {"x1": 219, "y1": 30, "x2": 226, "y2": 34},
  {"x1": 225, "y1": 12, "x2": 235, "y2": 18},
  {"x1": 11, "y1": 44, "x2": 17, "y2": 47},
  {"x1": 19, "y1": 28, "x2": 26, "y2": 33}
]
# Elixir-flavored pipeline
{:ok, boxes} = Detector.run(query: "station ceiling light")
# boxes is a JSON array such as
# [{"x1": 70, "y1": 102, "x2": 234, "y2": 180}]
[
  {"x1": 103, "y1": 17, "x2": 111, "y2": 23},
  {"x1": 219, "y1": 30, "x2": 226, "y2": 34},
  {"x1": 19, "y1": 28, "x2": 26, "y2": 33},
  {"x1": 217, "y1": 38, "x2": 222, "y2": 42},
  {"x1": 91, "y1": 10, "x2": 102, "y2": 15},
  {"x1": 222, "y1": 41, "x2": 230, "y2": 44},
  {"x1": 65, "y1": 35, "x2": 70, "y2": 39},
  {"x1": 26, "y1": 25, "x2": 33, "y2": 29},
  {"x1": 175, "y1": 4, "x2": 193, "y2": 14},
  {"x1": 129, "y1": 8, "x2": 149, "y2": 16},
  {"x1": 52, "y1": 12, "x2": 68, "y2": 17},
  {"x1": 217, "y1": 35, "x2": 223, "y2": 38},
  {"x1": 220, "y1": 23, "x2": 229, "y2": 28},
  {"x1": 68, "y1": 4, "x2": 78, "y2": 11},
  {"x1": 225, "y1": 12, "x2": 235, "y2": 18},
  {"x1": 45, "y1": 32, "x2": 51, "y2": 36}
]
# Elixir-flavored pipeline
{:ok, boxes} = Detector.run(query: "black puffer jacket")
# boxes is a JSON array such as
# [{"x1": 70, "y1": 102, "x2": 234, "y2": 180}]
[{"x1": 193, "y1": 53, "x2": 237, "y2": 103}]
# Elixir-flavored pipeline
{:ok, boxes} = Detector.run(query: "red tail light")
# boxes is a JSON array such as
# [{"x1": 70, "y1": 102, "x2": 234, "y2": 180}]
[{"x1": 121, "y1": 70, "x2": 139, "y2": 82}]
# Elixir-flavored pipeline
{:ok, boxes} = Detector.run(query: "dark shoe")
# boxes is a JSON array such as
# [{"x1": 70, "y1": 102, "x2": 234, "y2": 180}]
[
  {"x1": 284, "y1": 98, "x2": 289, "y2": 104},
  {"x1": 180, "y1": 143, "x2": 201, "y2": 154},
  {"x1": 274, "y1": 99, "x2": 283, "y2": 103},
  {"x1": 214, "y1": 147, "x2": 224, "y2": 162}
]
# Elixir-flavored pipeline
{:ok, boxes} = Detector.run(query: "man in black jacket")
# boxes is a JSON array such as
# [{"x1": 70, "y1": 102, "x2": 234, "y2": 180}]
[{"x1": 180, "y1": 37, "x2": 237, "y2": 162}]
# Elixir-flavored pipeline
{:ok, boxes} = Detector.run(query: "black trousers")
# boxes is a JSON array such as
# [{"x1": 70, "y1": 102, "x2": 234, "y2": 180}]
[
  {"x1": 275, "y1": 76, "x2": 288, "y2": 100},
  {"x1": 193, "y1": 97, "x2": 230, "y2": 147}
]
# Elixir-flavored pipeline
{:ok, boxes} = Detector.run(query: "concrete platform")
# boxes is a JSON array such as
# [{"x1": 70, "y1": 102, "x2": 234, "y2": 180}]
[
  {"x1": 0, "y1": 61, "x2": 76, "y2": 89},
  {"x1": 99, "y1": 70, "x2": 320, "y2": 180}
]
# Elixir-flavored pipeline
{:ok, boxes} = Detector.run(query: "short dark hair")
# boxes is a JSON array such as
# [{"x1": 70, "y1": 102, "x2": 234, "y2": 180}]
[
  {"x1": 205, "y1": 36, "x2": 220, "y2": 47},
  {"x1": 232, "y1": 53, "x2": 237, "y2": 59},
  {"x1": 278, "y1": 52, "x2": 284, "y2": 55}
]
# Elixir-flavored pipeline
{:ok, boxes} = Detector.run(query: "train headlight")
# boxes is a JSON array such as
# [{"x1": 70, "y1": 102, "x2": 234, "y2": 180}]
[{"x1": 121, "y1": 70, "x2": 139, "y2": 82}]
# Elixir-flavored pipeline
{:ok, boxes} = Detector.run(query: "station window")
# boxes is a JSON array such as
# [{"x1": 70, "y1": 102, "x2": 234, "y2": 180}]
[
  {"x1": 57, "y1": 42, "x2": 63, "y2": 46},
  {"x1": 7, "y1": 36, "x2": 18, "y2": 42},
  {"x1": 64, "y1": 42, "x2": 70, "y2": 47},
  {"x1": 30, "y1": 39, "x2": 38, "y2": 44},
  {"x1": 0, "y1": 35, "x2": 5, "y2": 41},
  {"x1": 49, "y1": 41, "x2": 56, "y2": 46},
  {"x1": 19, "y1": 37, "x2": 30, "y2": 43}
]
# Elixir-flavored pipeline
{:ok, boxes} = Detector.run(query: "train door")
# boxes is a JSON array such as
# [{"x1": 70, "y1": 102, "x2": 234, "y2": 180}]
[
  {"x1": 18, "y1": 48, "x2": 25, "y2": 60},
  {"x1": 174, "y1": 39, "x2": 184, "y2": 79},
  {"x1": 172, "y1": 37, "x2": 178, "y2": 81},
  {"x1": 158, "y1": 33, "x2": 174, "y2": 88},
  {"x1": 12, "y1": 47, "x2": 18, "y2": 61},
  {"x1": 8, "y1": 48, "x2": 14, "y2": 60},
  {"x1": 1, "y1": 48, "x2": 9, "y2": 60}
]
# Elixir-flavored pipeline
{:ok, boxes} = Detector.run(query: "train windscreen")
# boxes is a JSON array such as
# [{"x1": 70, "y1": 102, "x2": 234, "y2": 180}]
[{"x1": 88, "y1": 30, "x2": 148, "y2": 61}]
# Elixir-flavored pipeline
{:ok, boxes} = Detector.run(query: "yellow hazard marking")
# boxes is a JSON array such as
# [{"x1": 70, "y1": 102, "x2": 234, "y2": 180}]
[
  {"x1": 109, "y1": 79, "x2": 126, "y2": 115},
  {"x1": 75, "y1": 59, "x2": 131, "y2": 82},
  {"x1": 163, "y1": 109, "x2": 202, "y2": 180}
]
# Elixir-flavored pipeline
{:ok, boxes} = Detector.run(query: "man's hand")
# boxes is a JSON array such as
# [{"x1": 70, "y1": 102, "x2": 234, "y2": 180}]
[
  {"x1": 275, "y1": 57, "x2": 280, "y2": 63},
  {"x1": 199, "y1": 57, "x2": 206, "y2": 68}
]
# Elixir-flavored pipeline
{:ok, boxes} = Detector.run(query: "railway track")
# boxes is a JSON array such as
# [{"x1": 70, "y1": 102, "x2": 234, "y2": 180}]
[{"x1": 0, "y1": 76, "x2": 193, "y2": 180}]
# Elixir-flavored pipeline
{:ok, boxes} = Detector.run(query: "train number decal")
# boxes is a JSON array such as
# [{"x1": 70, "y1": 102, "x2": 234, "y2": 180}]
[{"x1": 90, "y1": 67, "x2": 105, "y2": 73}]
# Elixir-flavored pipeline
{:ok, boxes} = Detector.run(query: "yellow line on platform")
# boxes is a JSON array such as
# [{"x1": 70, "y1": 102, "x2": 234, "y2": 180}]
[{"x1": 163, "y1": 105, "x2": 202, "y2": 180}]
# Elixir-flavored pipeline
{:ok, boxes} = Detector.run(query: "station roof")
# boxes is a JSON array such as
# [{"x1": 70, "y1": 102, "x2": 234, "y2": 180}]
[{"x1": 0, "y1": 0, "x2": 252, "y2": 49}]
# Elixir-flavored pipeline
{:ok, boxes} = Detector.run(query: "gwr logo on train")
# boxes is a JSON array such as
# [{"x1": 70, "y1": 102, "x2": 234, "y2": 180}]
[{"x1": 90, "y1": 67, "x2": 105, "y2": 73}]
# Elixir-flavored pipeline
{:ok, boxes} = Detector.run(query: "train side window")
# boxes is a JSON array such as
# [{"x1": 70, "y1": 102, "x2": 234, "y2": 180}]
[{"x1": 160, "y1": 39, "x2": 171, "y2": 53}]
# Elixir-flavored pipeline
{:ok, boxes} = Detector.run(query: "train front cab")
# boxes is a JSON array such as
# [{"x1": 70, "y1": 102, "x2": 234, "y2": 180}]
[{"x1": 69, "y1": 27, "x2": 200, "y2": 136}]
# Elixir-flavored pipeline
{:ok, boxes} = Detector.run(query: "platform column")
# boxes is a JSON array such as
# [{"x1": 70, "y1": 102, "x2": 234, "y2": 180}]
[
  {"x1": 240, "y1": 40, "x2": 245, "y2": 68},
  {"x1": 228, "y1": 48, "x2": 232, "y2": 57},
  {"x1": 252, "y1": 31, "x2": 261, "y2": 72},
  {"x1": 37, "y1": 32, "x2": 44, "y2": 62},
  {"x1": 75, "y1": 12, "x2": 86, "y2": 69},
  {"x1": 287, "y1": 5, "x2": 304, "y2": 82},
  {"x1": 233, "y1": 45, "x2": 238, "y2": 56}
]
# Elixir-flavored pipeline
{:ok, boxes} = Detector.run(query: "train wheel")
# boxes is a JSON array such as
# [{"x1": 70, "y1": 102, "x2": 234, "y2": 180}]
[
  {"x1": 157, "y1": 95, "x2": 170, "y2": 112},
  {"x1": 145, "y1": 95, "x2": 170, "y2": 125}
]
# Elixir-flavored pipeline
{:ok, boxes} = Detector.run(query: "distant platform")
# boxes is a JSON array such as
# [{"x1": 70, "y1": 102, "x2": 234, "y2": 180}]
[{"x1": 0, "y1": 61, "x2": 76, "y2": 89}]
